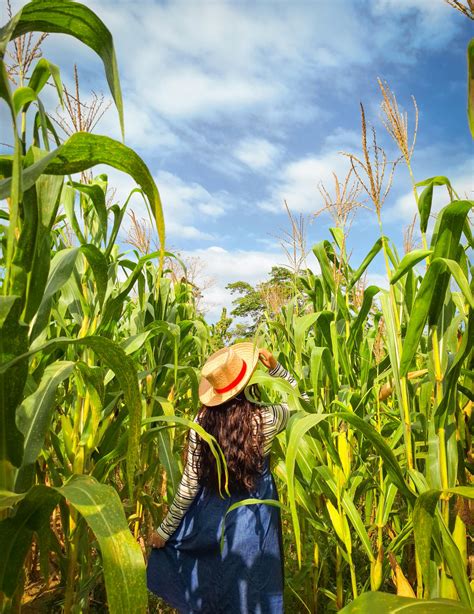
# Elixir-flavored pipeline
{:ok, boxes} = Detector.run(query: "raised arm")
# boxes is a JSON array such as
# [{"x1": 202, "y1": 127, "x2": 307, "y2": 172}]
[
  {"x1": 259, "y1": 349, "x2": 309, "y2": 450},
  {"x1": 268, "y1": 361, "x2": 309, "y2": 399},
  {"x1": 153, "y1": 423, "x2": 201, "y2": 544}
]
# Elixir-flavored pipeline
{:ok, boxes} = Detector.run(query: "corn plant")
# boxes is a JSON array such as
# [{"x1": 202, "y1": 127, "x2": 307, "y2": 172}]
[
  {"x1": 0, "y1": 2, "x2": 472, "y2": 613},
  {"x1": 0, "y1": 2, "x2": 167, "y2": 611},
  {"x1": 250, "y1": 91, "x2": 473, "y2": 610}
]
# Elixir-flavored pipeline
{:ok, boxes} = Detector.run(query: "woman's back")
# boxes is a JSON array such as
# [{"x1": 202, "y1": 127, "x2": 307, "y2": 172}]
[{"x1": 147, "y1": 351, "x2": 303, "y2": 613}]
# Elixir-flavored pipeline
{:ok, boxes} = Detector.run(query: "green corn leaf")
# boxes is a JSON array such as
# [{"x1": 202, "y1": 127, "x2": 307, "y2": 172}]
[
  {"x1": 390, "y1": 249, "x2": 432, "y2": 284},
  {"x1": 437, "y1": 509, "x2": 474, "y2": 608},
  {"x1": 143, "y1": 414, "x2": 230, "y2": 498},
  {"x1": 0, "y1": 8, "x2": 21, "y2": 55},
  {"x1": 329, "y1": 226, "x2": 345, "y2": 250},
  {"x1": 415, "y1": 176, "x2": 456, "y2": 192},
  {"x1": 335, "y1": 410, "x2": 416, "y2": 505},
  {"x1": 157, "y1": 429, "x2": 179, "y2": 495},
  {"x1": 4, "y1": 0, "x2": 123, "y2": 136},
  {"x1": 8, "y1": 147, "x2": 64, "y2": 320},
  {"x1": 80, "y1": 244, "x2": 108, "y2": 308},
  {"x1": 349, "y1": 237, "x2": 385, "y2": 289},
  {"x1": 105, "y1": 189, "x2": 144, "y2": 258},
  {"x1": 339, "y1": 592, "x2": 471, "y2": 613},
  {"x1": 29, "y1": 240, "x2": 116, "y2": 337},
  {"x1": 435, "y1": 308, "x2": 473, "y2": 429},
  {"x1": 0, "y1": 490, "x2": 27, "y2": 510},
  {"x1": 78, "y1": 338, "x2": 142, "y2": 500},
  {"x1": 310, "y1": 346, "x2": 337, "y2": 402},
  {"x1": 428, "y1": 200, "x2": 472, "y2": 325},
  {"x1": 0, "y1": 134, "x2": 165, "y2": 263},
  {"x1": 57, "y1": 476, "x2": 147, "y2": 614},
  {"x1": 414, "y1": 487, "x2": 474, "y2": 607},
  {"x1": 33, "y1": 98, "x2": 61, "y2": 150},
  {"x1": 70, "y1": 181, "x2": 108, "y2": 241},
  {"x1": 0, "y1": 485, "x2": 60, "y2": 596},
  {"x1": 0, "y1": 335, "x2": 142, "y2": 499},
  {"x1": 285, "y1": 407, "x2": 416, "y2": 566},
  {"x1": 30, "y1": 247, "x2": 80, "y2": 341},
  {"x1": 294, "y1": 312, "x2": 320, "y2": 370},
  {"x1": 415, "y1": 176, "x2": 457, "y2": 234},
  {"x1": 468, "y1": 38, "x2": 474, "y2": 138},
  {"x1": 15, "y1": 361, "x2": 75, "y2": 490},
  {"x1": 436, "y1": 258, "x2": 473, "y2": 308},
  {"x1": 0, "y1": 59, "x2": 22, "y2": 295},
  {"x1": 48, "y1": 135, "x2": 164, "y2": 260},
  {"x1": 0, "y1": 478, "x2": 147, "y2": 609},
  {"x1": 313, "y1": 241, "x2": 336, "y2": 295},
  {"x1": 12, "y1": 86, "x2": 37, "y2": 115},
  {"x1": 0, "y1": 297, "x2": 28, "y2": 471},
  {"x1": 286, "y1": 412, "x2": 330, "y2": 566},
  {"x1": 29, "y1": 147, "x2": 64, "y2": 228},
  {"x1": 315, "y1": 466, "x2": 374, "y2": 561},
  {"x1": 381, "y1": 482, "x2": 398, "y2": 526},
  {"x1": 121, "y1": 331, "x2": 155, "y2": 355},
  {"x1": 101, "y1": 272, "x2": 170, "y2": 337},
  {"x1": 417, "y1": 181, "x2": 434, "y2": 234},
  {"x1": 294, "y1": 435, "x2": 319, "y2": 483},
  {"x1": 413, "y1": 489, "x2": 442, "y2": 593},
  {"x1": 61, "y1": 183, "x2": 87, "y2": 245},
  {"x1": 27, "y1": 57, "x2": 63, "y2": 104},
  {"x1": 400, "y1": 254, "x2": 473, "y2": 377},
  {"x1": 309, "y1": 347, "x2": 324, "y2": 408},
  {"x1": 347, "y1": 285, "x2": 379, "y2": 353},
  {"x1": 249, "y1": 370, "x2": 300, "y2": 398}
]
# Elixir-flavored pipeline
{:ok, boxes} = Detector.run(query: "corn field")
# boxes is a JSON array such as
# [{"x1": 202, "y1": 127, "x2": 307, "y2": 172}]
[{"x1": 0, "y1": 2, "x2": 473, "y2": 613}]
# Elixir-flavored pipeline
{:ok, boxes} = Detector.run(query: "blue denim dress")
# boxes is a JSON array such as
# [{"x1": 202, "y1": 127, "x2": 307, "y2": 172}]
[{"x1": 147, "y1": 456, "x2": 284, "y2": 613}]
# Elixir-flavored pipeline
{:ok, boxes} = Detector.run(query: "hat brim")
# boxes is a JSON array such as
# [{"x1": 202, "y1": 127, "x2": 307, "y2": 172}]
[{"x1": 198, "y1": 342, "x2": 260, "y2": 407}]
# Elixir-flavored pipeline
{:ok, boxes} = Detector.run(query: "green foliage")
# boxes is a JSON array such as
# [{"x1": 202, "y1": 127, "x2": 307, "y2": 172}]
[
  {"x1": 209, "y1": 307, "x2": 234, "y2": 350},
  {"x1": 227, "y1": 266, "x2": 295, "y2": 336},
  {"x1": 340, "y1": 592, "x2": 472, "y2": 613},
  {"x1": 255, "y1": 187, "x2": 473, "y2": 610},
  {"x1": 0, "y1": 2, "x2": 472, "y2": 613},
  {"x1": 2, "y1": 0, "x2": 124, "y2": 135},
  {"x1": 0, "y1": 1, "x2": 167, "y2": 610}
]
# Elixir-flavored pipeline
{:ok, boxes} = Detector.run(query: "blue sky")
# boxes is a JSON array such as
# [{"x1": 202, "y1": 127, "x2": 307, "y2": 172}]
[{"x1": 3, "y1": 0, "x2": 473, "y2": 320}]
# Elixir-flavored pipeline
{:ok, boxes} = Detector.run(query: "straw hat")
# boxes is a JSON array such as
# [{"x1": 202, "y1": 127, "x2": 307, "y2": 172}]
[{"x1": 198, "y1": 342, "x2": 260, "y2": 407}]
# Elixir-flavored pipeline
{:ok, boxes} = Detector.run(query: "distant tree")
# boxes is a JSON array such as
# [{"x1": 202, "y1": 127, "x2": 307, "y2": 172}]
[
  {"x1": 209, "y1": 307, "x2": 234, "y2": 350},
  {"x1": 227, "y1": 281, "x2": 264, "y2": 320},
  {"x1": 230, "y1": 322, "x2": 254, "y2": 341},
  {"x1": 226, "y1": 266, "x2": 294, "y2": 337}
]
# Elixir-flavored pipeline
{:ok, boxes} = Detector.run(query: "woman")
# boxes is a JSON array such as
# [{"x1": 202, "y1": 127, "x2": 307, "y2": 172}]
[{"x1": 147, "y1": 342, "x2": 306, "y2": 613}]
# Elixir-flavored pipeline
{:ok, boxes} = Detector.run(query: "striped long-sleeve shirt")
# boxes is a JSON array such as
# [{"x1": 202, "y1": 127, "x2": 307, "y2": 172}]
[{"x1": 156, "y1": 362, "x2": 306, "y2": 541}]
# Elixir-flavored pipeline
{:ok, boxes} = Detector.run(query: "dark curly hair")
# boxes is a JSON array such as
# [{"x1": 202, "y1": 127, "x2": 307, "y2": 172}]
[{"x1": 193, "y1": 391, "x2": 265, "y2": 493}]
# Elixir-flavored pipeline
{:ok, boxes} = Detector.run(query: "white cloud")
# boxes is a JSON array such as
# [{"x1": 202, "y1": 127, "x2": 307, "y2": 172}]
[
  {"x1": 385, "y1": 163, "x2": 474, "y2": 224},
  {"x1": 156, "y1": 171, "x2": 230, "y2": 237},
  {"x1": 10, "y1": 0, "x2": 463, "y2": 175},
  {"x1": 323, "y1": 128, "x2": 362, "y2": 151},
  {"x1": 366, "y1": 273, "x2": 390, "y2": 290},
  {"x1": 150, "y1": 71, "x2": 280, "y2": 120},
  {"x1": 373, "y1": 0, "x2": 451, "y2": 18},
  {"x1": 181, "y1": 246, "x2": 286, "y2": 321},
  {"x1": 370, "y1": 0, "x2": 459, "y2": 53},
  {"x1": 98, "y1": 96, "x2": 178, "y2": 152},
  {"x1": 81, "y1": 0, "x2": 374, "y2": 130},
  {"x1": 234, "y1": 138, "x2": 283, "y2": 171},
  {"x1": 259, "y1": 150, "x2": 352, "y2": 214},
  {"x1": 85, "y1": 167, "x2": 231, "y2": 243}
]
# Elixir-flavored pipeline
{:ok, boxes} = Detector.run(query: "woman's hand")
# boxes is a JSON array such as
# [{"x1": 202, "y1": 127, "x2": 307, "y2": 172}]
[
  {"x1": 258, "y1": 348, "x2": 277, "y2": 371},
  {"x1": 149, "y1": 531, "x2": 167, "y2": 549}
]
